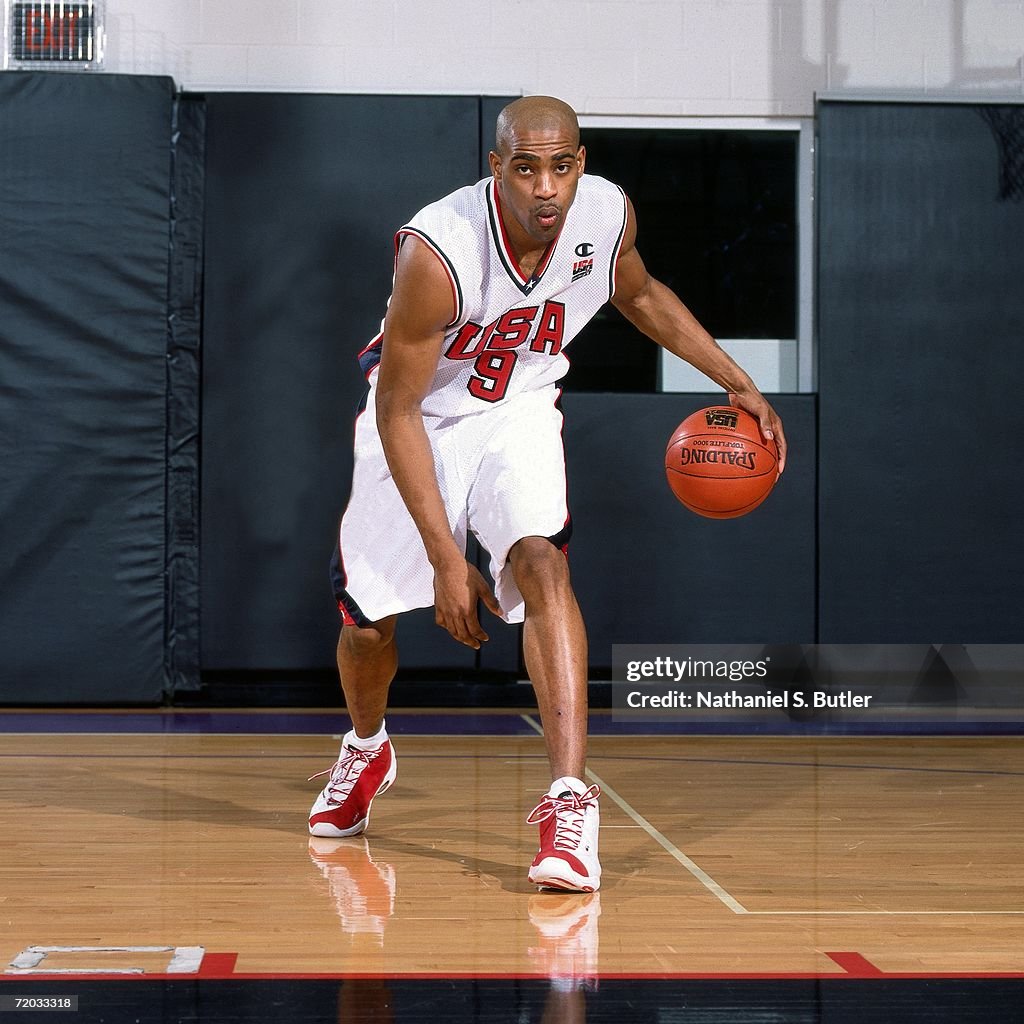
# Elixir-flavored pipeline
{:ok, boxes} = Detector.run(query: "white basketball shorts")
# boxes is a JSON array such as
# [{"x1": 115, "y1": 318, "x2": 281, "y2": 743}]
[{"x1": 331, "y1": 384, "x2": 571, "y2": 626}]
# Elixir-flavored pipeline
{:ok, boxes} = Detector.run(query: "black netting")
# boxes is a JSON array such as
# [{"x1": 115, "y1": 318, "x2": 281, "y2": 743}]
[{"x1": 979, "y1": 105, "x2": 1024, "y2": 201}]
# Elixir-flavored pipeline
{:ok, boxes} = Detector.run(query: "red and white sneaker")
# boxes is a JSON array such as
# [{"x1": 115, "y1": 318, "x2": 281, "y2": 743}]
[
  {"x1": 527, "y1": 777, "x2": 601, "y2": 892},
  {"x1": 308, "y1": 730, "x2": 397, "y2": 838}
]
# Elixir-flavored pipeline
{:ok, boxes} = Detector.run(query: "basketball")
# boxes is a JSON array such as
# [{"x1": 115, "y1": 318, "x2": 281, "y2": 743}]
[{"x1": 664, "y1": 406, "x2": 780, "y2": 519}]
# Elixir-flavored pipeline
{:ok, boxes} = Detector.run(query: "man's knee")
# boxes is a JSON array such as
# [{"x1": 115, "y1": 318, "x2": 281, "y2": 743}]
[
  {"x1": 339, "y1": 616, "x2": 396, "y2": 658},
  {"x1": 509, "y1": 536, "x2": 571, "y2": 598}
]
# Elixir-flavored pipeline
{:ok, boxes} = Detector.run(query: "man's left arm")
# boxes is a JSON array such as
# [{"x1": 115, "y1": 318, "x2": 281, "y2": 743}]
[{"x1": 610, "y1": 195, "x2": 787, "y2": 472}]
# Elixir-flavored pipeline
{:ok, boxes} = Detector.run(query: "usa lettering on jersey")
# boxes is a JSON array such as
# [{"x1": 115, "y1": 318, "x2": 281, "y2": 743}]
[{"x1": 444, "y1": 301, "x2": 566, "y2": 402}]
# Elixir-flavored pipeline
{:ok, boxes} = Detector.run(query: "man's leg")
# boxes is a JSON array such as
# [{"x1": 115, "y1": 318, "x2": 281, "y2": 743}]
[
  {"x1": 511, "y1": 537, "x2": 601, "y2": 892},
  {"x1": 308, "y1": 615, "x2": 400, "y2": 837},
  {"x1": 337, "y1": 616, "x2": 399, "y2": 739},
  {"x1": 509, "y1": 538, "x2": 588, "y2": 779}
]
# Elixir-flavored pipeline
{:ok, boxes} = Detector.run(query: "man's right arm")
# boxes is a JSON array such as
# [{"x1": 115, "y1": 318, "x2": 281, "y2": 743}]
[{"x1": 375, "y1": 236, "x2": 502, "y2": 648}]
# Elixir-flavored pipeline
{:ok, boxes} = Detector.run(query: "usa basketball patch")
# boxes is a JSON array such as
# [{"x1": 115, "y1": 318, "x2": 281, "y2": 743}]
[{"x1": 572, "y1": 258, "x2": 594, "y2": 281}]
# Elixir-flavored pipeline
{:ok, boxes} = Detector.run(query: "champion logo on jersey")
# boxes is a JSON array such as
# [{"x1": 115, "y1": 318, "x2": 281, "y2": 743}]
[{"x1": 573, "y1": 242, "x2": 595, "y2": 281}]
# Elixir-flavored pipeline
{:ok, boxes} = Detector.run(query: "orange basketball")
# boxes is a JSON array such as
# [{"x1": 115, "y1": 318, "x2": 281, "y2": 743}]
[{"x1": 664, "y1": 406, "x2": 780, "y2": 519}]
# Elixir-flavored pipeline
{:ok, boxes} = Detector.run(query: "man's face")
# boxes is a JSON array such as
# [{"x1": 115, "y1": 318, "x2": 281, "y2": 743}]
[{"x1": 489, "y1": 127, "x2": 586, "y2": 246}]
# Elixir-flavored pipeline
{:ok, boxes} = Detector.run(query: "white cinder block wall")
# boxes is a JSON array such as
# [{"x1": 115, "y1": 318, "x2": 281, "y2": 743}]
[{"x1": 104, "y1": 0, "x2": 1024, "y2": 114}]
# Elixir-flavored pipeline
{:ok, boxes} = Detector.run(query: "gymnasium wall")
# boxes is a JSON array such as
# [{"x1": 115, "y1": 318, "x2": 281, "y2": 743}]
[
  {"x1": 0, "y1": 76, "x2": 817, "y2": 699},
  {"x1": 0, "y1": 73, "x2": 196, "y2": 703},
  {"x1": 2, "y1": 73, "x2": 1022, "y2": 701},
  {"x1": 102, "y1": 0, "x2": 1024, "y2": 115},
  {"x1": 199, "y1": 93, "x2": 499, "y2": 674},
  {"x1": 194, "y1": 92, "x2": 816, "y2": 679},
  {"x1": 816, "y1": 99, "x2": 1024, "y2": 642}
]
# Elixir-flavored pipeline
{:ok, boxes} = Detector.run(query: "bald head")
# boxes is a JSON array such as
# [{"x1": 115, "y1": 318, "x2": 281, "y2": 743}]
[{"x1": 495, "y1": 96, "x2": 580, "y2": 157}]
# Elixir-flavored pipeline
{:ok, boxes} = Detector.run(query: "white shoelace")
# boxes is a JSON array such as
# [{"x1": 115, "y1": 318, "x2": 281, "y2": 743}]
[
  {"x1": 308, "y1": 745, "x2": 383, "y2": 805},
  {"x1": 526, "y1": 785, "x2": 600, "y2": 852}
]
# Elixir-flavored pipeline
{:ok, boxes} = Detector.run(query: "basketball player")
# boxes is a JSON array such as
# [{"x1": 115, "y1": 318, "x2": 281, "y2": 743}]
[{"x1": 309, "y1": 96, "x2": 787, "y2": 893}]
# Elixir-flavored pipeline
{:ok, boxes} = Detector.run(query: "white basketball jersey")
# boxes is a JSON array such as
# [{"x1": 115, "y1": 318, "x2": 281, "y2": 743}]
[{"x1": 359, "y1": 174, "x2": 628, "y2": 418}]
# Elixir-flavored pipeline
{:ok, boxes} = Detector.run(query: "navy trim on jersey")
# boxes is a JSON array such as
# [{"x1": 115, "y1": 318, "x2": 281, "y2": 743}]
[
  {"x1": 486, "y1": 180, "x2": 559, "y2": 297},
  {"x1": 358, "y1": 334, "x2": 383, "y2": 378},
  {"x1": 608, "y1": 185, "x2": 628, "y2": 301},
  {"x1": 329, "y1": 540, "x2": 372, "y2": 628},
  {"x1": 546, "y1": 515, "x2": 573, "y2": 553},
  {"x1": 397, "y1": 227, "x2": 464, "y2": 327}
]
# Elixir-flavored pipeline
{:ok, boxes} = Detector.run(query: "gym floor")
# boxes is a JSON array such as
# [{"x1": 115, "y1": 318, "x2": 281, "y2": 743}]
[{"x1": 1, "y1": 709, "x2": 1022, "y2": 1022}]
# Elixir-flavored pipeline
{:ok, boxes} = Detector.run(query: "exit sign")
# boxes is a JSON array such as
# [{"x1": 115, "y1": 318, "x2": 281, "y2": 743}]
[{"x1": 4, "y1": 1, "x2": 105, "y2": 68}]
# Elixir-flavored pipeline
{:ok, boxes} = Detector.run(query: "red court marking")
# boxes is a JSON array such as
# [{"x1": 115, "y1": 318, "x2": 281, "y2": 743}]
[
  {"x1": 197, "y1": 953, "x2": 238, "y2": 977},
  {"x1": 6, "y1": 971, "x2": 1024, "y2": 980},
  {"x1": 826, "y1": 951, "x2": 884, "y2": 977},
  {"x1": 0, "y1": 953, "x2": 240, "y2": 982}
]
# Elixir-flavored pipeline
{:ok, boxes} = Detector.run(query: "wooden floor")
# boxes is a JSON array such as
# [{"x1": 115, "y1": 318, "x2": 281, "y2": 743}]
[{"x1": 2, "y1": 715, "x2": 1023, "y2": 980}]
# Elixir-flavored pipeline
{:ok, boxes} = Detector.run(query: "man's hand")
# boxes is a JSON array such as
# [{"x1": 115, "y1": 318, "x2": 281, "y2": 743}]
[
  {"x1": 432, "y1": 556, "x2": 504, "y2": 649},
  {"x1": 729, "y1": 389, "x2": 788, "y2": 473}
]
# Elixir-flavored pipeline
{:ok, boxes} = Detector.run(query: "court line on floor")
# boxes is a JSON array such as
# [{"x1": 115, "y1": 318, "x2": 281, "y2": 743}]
[
  {"x1": 520, "y1": 714, "x2": 749, "y2": 915},
  {"x1": 521, "y1": 714, "x2": 1024, "y2": 917},
  {"x1": 583, "y1": 755, "x2": 1024, "y2": 779},
  {"x1": 741, "y1": 913, "x2": 1024, "y2": 921}
]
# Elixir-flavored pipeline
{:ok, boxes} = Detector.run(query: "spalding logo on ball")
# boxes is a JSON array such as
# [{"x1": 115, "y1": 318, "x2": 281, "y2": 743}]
[{"x1": 665, "y1": 406, "x2": 780, "y2": 519}]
